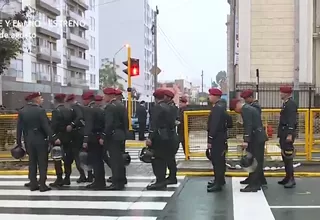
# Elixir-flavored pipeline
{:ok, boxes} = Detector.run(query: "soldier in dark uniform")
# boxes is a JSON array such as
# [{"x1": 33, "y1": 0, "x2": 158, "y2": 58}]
[
  {"x1": 65, "y1": 94, "x2": 91, "y2": 183},
  {"x1": 178, "y1": 97, "x2": 188, "y2": 156},
  {"x1": 106, "y1": 89, "x2": 128, "y2": 185},
  {"x1": 136, "y1": 100, "x2": 147, "y2": 141},
  {"x1": 231, "y1": 98, "x2": 268, "y2": 192},
  {"x1": 163, "y1": 89, "x2": 179, "y2": 185},
  {"x1": 82, "y1": 90, "x2": 105, "y2": 190},
  {"x1": 277, "y1": 86, "x2": 297, "y2": 188},
  {"x1": 146, "y1": 89, "x2": 175, "y2": 190},
  {"x1": 239, "y1": 89, "x2": 267, "y2": 186},
  {"x1": 206, "y1": 88, "x2": 228, "y2": 192},
  {"x1": 18, "y1": 92, "x2": 59, "y2": 192},
  {"x1": 100, "y1": 88, "x2": 127, "y2": 190},
  {"x1": 50, "y1": 93, "x2": 74, "y2": 187},
  {"x1": 94, "y1": 95, "x2": 104, "y2": 108}
]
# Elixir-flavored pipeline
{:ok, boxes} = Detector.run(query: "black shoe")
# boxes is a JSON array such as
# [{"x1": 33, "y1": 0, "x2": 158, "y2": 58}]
[
  {"x1": 107, "y1": 177, "x2": 112, "y2": 183},
  {"x1": 49, "y1": 178, "x2": 64, "y2": 187},
  {"x1": 207, "y1": 184, "x2": 222, "y2": 192},
  {"x1": 29, "y1": 184, "x2": 40, "y2": 191},
  {"x1": 62, "y1": 177, "x2": 71, "y2": 186},
  {"x1": 240, "y1": 185, "x2": 260, "y2": 192},
  {"x1": 207, "y1": 179, "x2": 225, "y2": 188},
  {"x1": 39, "y1": 184, "x2": 51, "y2": 192},
  {"x1": 24, "y1": 182, "x2": 31, "y2": 187},
  {"x1": 240, "y1": 178, "x2": 250, "y2": 185},
  {"x1": 146, "y1": 182, "x2": 167, "y2": 190},
  {"x1": 76, "y1": 176, "x2": 87, "y2": 183},
  {"x1": 105, "y1": 184, "x2": 125, "y2": 191},
  {"x1": 166, "y1": 177, "x2": 177, "y2": 185},
  {"x1": 85, "y1": 182, "x2": 95, "y2": 189},
  {"x1": 284, "y1": 179, "x2": 296, "y2": 188},
  {"x1": 278, "y1": 177, "x2": 289, "y2": 185},
  {"x1": 87, "y1": 173, "x2": 94, "y2": 182}
]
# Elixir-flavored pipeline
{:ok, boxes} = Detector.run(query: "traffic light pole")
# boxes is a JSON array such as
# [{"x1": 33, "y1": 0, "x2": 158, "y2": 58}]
[
  {"x1": 153, "y1": 6, "x2": 159, "y2": 91},
  {"x1": 127, "y1": 46, "x2": 133, "y2": 131}
]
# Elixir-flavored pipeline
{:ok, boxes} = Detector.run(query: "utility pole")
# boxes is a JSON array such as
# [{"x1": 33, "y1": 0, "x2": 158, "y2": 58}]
[
  {"x1": 201, "y1": 70, "x2": 204, "y2": 93},
  {"x1": 229, "y1": 0, "x2": 236, "y2": 100},
  {"x1": 293, "y1": 0, "x2": 300, "y2": 105},
  {"x1": 152, "y1": 6, "x2": 159, "y2": 91},
  {"x1": 49, "y1": 37, "x2": 54, "y2": 104}
]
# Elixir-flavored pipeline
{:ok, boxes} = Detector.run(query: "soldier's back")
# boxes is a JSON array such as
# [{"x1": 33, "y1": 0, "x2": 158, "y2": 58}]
[{"x1": 20, "y1": 104, "x2": 45, "y2": 130}]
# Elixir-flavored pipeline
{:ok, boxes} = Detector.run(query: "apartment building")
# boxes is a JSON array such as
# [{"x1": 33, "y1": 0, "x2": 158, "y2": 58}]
[
  {"x1": 99, "y1": 0, "x2": 154, "y2": 102},
  {"x1": 0, "y1": 0, "x2": 99, "y2": 108}
]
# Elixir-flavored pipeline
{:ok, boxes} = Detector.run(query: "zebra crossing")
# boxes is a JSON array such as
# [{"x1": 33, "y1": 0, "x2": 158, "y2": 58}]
[{"x1": 0, "y1": 175, "x2": 185, "y2": 219}]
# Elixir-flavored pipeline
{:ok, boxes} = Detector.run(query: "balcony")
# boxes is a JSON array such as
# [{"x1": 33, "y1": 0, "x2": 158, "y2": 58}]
[
  {"x1": 67, "y1": 32, "x2": 89, "y2": 50},
  {"x1": 4, "y1": 68, "x2": 23, "y2": 79},
  {"x1": 67, "y1": 10, "x2": 89, "y2": 30},
  {"x1": 36, "y1": 47, "x2": 61, "y2": 63},
  {"x1": 69, "y1": 0, "x2": 89, "y2": 10},
  {"x1": 67, "y1": 55, "x2": 89, "y2": 70},
  {"x1": 36, "y1": 0, "x2": 61, "y2": 16},
  {"x1": 65, "y1": 77, "x2": 89, "y2": 87},
  {"x1": 36, "y1": 21, "x2": 60, "y2": 39},
  {"x1": 32, "y1": 72, "x2": 61, "y2": 83}
]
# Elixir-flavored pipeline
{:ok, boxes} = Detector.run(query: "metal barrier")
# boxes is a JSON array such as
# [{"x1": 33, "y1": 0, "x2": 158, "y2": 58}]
[
  {"x1": 309, "y1": 109, "x2": 320, "y2": 161},
  {"x1": 0, "y1": 113, "x2": 52, "y2": 152},
  {"x1": 183, "y1": 109, "x2": 310, "y2": 161}
]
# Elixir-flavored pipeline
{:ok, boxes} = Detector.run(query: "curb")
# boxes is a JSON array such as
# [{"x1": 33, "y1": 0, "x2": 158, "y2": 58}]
[
  {"x1": 176, "y1": 171, "x2": 320, "y2": 177},
  {"x1": 0, "y1": 169, "x2": 56, "y2": 175}
]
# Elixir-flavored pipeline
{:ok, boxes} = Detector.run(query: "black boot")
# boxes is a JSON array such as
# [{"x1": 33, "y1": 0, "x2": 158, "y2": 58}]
[
  {"x1": 166, "y1": 176, "x2": 177, "y2": 185},
  {"x1": 87, "y1": 171, "x2": 94, "y2": 182},
  {"x1": 278, "y1": 177, "x2": 290, "y2": 185},
  {"x1": 49, "y1": 175, "x2": 63, "y2": 187},
  {"x1": 39, "y1": 184, "x2": 51, "y2": 192},
  {"x1": 146, "y1": 181, "x2": 167, "y2": 190},
  {"x1": 240, "y1": 184, "x2": 260, "y2": 192},
  {"x1": 76, "y1": 175, "x2": 87, "y2": 183},
  {"x1": 29, "y1": 182, "x2": 40, "y2": 191},
  {"x1": 284, "y1": 178, "x2": 296, "y2": 188},
  {"x1": 207, "y1": 183, "x2": 222, "y2": 192},
  {"x1": 62, "y1": 176, "x2": 71, "y2": 186},
  {"x1": 240, "y1": 177, "x2": 250, "y2": 185}
]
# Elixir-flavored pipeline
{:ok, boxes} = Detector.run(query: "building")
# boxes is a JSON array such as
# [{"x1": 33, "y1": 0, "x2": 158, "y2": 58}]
[
  {"x1": 228, "y1": 0, "x2": 313, "y2": 107},
  {"x1": 99, "y1": 0, "x2": 154, "y2": 102},
  {"x1": 0, "y1": 0, "x2": 99, "y2": 108}
]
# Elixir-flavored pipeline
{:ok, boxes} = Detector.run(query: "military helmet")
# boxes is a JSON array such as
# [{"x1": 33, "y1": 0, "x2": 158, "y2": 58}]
[
  {"x1": 79, "y1": 150, "x2": 92, "y2": 171},
  {"x1": 11, "y1": 145, "x2": 26, "y2": 160},
  {"x1": 139, "y1": 147, "x2": 154, "y2": 163},
  {"x1": 50, "y1": 145, "x2": 64, "y2": 161},
  {"x1": 205, "y1": 148, "x2": 211, "y2": 161},
  {"x1": 240, "y1": 150, "x2": 257, "y2": 173}
]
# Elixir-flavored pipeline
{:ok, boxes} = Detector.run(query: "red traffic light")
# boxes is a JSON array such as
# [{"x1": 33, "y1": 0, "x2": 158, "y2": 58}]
[
  {"x1": 131, "y1": 66, "x2": 139, "y2": 76},
  {"x1": 123, "y1": 58, "x2": 140, "y2": 77}
]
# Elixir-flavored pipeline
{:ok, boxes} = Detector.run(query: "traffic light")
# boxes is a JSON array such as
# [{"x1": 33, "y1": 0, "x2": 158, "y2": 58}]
[{"x1": 123, "y1": 58, "x2": 140, "y2": 77}]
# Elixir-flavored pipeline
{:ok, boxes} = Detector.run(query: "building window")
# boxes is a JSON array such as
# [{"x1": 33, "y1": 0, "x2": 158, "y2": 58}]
[
  {"x1": 90, "y1": 74, "x2": 96, "y2": 85},
  {"x1": 90, "y1": 17, "x2": 95, "y2": 31},
  {"x1": 90, "y1": 55, "x2": 95, "y2": 68},
  {"x1": 90, "y1": 36, "x2": 95, "y2": 49},
  {"x1": 90, "y1": 0, "x2": 95, "y2": 11}
]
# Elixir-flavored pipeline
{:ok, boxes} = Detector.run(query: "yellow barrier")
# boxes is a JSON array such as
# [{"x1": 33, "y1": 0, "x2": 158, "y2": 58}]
[{"x1": 184, "y1": 109, "x2": 310, "y2": 161}]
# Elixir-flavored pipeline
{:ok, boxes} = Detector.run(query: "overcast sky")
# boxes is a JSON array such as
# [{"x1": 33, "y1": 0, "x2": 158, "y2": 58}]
[{"x1": 150, "y1": 0, "x2": 229, "y2": 89}]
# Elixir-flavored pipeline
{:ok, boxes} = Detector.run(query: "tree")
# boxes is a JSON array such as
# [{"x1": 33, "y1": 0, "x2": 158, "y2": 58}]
[
  {"x1": 99, "y1": 58, "x2": 124, "y2": 90},
  {"x1": 216, "y1": 70, "x2": 227, "y2": 84},
  {"x1": 211, "y1": 81, "x2": 219, "y2": 88},
  {"x1": 131, "y1": 87, "x2": 141, "y2": 100},
  {"x1": 0, "y1": 6, "x2": 31, "y2": 74}
]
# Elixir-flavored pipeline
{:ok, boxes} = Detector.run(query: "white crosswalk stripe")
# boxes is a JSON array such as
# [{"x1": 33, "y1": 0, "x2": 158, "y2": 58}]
[{"x1": 0, "y1": 175, "x2": 185, "y2": 219}]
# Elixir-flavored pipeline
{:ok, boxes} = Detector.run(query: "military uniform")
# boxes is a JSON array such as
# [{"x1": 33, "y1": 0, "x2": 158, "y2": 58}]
[
  {"x1": 66, "y1": 94, "x2": 89, "y2": 183},
  {"x1": 147, "y1": 89, "x2": 175, "y2": 190},
  {"x1": 163, "y1": 90, "x2": 180, "y2": 184},
  {"x1": 18, "y1": 92, "x2": 53, "y2": 192},
  {"x1": 240, "y1": 90, "x2": 266, "y2": 186},
  {"x1": 82, "y1": 91, "x2": 105, "y2": 190},
  {"x1": 207, "y1": 88, "x2": 228, "y2": 192},
  {"x1": 278, "y1": 86, "x2": 298, "y2": 188},
  {"x1": 50, "y1": 94, "x2": 74, "y2": 187},
  {"x1": 101, "y1": 88, "x2": 127, "y2": 190}
]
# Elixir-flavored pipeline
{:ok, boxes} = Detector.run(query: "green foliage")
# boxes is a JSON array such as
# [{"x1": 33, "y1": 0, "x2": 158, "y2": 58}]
[
  {"x1": 99, "y1": 58, "x2": 124, "y2": 90},
  {"x1": 216, "y1": 70, "x2": 227, "y2": 84},
  {"x1": 211, "y1": 81, "x2": 219, "y2": 88},
  {"x1": 0, "y1": 6, "x2": 31, "y2": 74}
]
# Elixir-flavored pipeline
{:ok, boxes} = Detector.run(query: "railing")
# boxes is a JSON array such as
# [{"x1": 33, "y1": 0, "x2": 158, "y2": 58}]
[
  {"x1": 69, "y1": 33, "x2": 88, "y2": 45},
  {"x1": 183, "y1": 109, "x2": 310, "y2": 161}
]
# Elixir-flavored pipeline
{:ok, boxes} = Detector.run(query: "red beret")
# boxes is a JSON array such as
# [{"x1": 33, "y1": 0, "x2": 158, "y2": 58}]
[
  {"x1": 54, "y1": 93, "x2": 66, "y2": 100},
  {"x1": 240, "y1": 89, "x2": 254, "y2": 99},
  {"x1": 24, "y1": 94, "x2": 31, "y2": 101},
  {"x1": 230, "y1": 98, "x2": 241, "y2": 110},
  {"x1": 28, "y1": 92, "x2": 41, "y2": 100},
  {"x1": 103, "y1": 87, "x2": 116, "y2": 95},
  {"x1": 94, "y1": 95, "x2": 103, "y2": 101},
  {"x1": 180, "y1": 96, "x2": 188, "y2": 103},
  {"x1": 163, "y1": 89, "x2": 174, "y2": 98},
  {"x1": 280, "y1": 86, "x2": 292, "y2": 94},
  {"x1": 153, "y1": 89, "x2": 164, "y2": 98},
  {"x1": 209, "y1": 88, "x2": 222, "y2": 96},
  {"x1": 114, "y1": 89, "x2": 123, "y2": 95},
  {"x1": 82, "y1": 90, "x2": 95, "y2": 100},
  {"x1": 66, "y1": 94, "x2": 75, "y2": 102}
]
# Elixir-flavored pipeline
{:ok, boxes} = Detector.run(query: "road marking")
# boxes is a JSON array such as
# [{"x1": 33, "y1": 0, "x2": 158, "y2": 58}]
[
  {"x1": 0, "y1": 215, "x2": 157, "y2": 220},
  {"x1": 0, "y1": 175, "x2": 185, "y2": 180},
  {"x1": 270, "y1": 206, "x2": 320, "y2": 209},
  {"x1": 232, "y1": 177, "x2": 275, "y2": 220}
]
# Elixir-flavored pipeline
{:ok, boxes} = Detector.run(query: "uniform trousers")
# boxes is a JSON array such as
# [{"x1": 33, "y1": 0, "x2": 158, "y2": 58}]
[
  {"x1": 138, "y1": 121, "x2": 146, "y2": 140},
  {"x1": 246, "y1": 141, "x2": 266, "y2": 186},
  {"x1": 107, "y1": 139, "x2": 126, "y2": 186},
  {"x1": 210, "y1": 136, "x2": 227, "y2": 185},
  {"x1": 88, "y1": 136, "x2": 105, "y2": 185},
  {"x1": 151, "y1": 140, "x2": 172, "y2": 183},
  {"x1": 280, "y1": 136, "x2": 294, "y2": 178},
  {"x1": 27, "y1": 135, "x2": 48, "y2": 185},
  {"x1": 166, "y1": 135, "x2": 179, "y2": 179}
]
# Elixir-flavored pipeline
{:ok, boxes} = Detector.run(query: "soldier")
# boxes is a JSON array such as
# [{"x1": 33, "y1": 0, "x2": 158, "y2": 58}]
[
  {"x1": 278, "y1": 86, "x2": 297, "y2": 188},
  {"x1": 94, "y1": 95, "x2": 104, "y2": 108},
  {"x1": 18, "y1": 92, "x2": 59, "y2": 192},
  {"x1": 206, "y1": 88, "x2": 228, "y2": 192},
  {"x1": 99, "y1": 88, "x2": 127, "y2": 190},
  {"x1": 136, "y1": 100, "x2": 147, "y2": 141},
  {"x1": 178, "y1": 97, "x2": 188, "y2": 156},
  {"x1": 65, "y1": 94, "x2": 91, "y2": 183},
  {"x1": 239, "y1": 89, "x2": 267, "y2": 186},
  {"x1": 230, "y1": 98, "x2": 268, "y2": 192},
  {"x1": 106, "y1": 89, "x2": 128, "y2": 185},
  {"x1": 146, "y1": 89, "x2": 175, "y2": 190},
  {"x1": 49, "y1": 93, "x2": 74, "y2": 187},
  {"x1": 163, "y1": 89, "x2": 179, "y2": 185},
  {"x1": 82, "y1": 90, "x2": 105, "y2": 190},
  {"x1": 240, "y1": 89, "x2": 262, "y2": 114}
]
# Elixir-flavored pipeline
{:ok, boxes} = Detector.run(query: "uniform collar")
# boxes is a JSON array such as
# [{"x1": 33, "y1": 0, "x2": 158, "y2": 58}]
[
  {"x1": 283, "y1": 96, "x2": 292, "y2": 103},
  {"x1": 87, "y1": 101, "x2": 95, "y2": 107}
]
